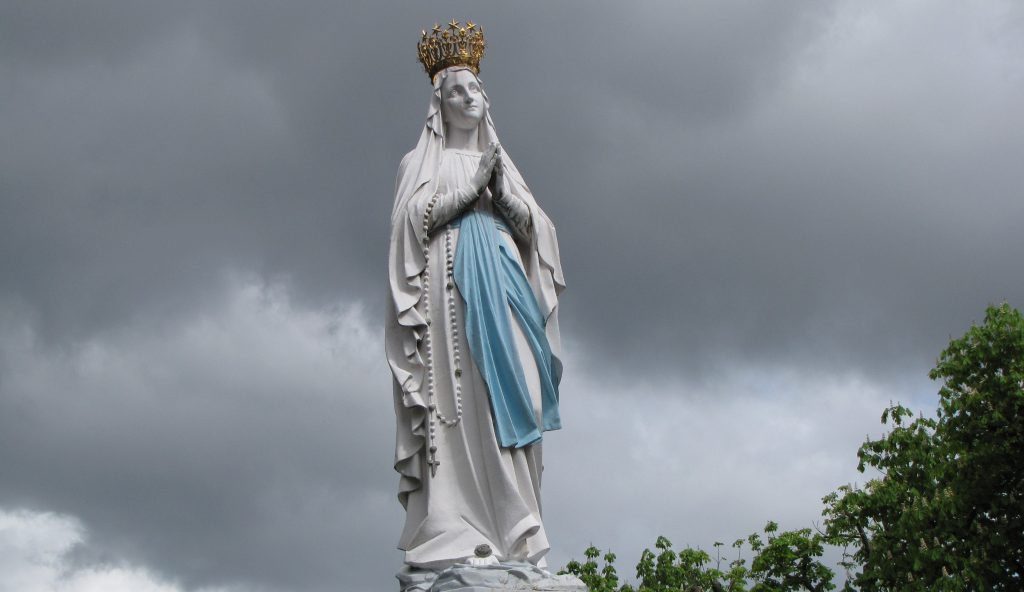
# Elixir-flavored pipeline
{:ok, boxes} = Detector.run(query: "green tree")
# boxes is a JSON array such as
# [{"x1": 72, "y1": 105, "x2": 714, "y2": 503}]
[
  {"x1": 823, "y1": 303, "x2": 1024, "y2": 590},
  {"x1": 748, "y1": 522, "x2": 834, "y2": 592},
  {"x1": 562, "y1": 546, "x2": 629, "y2": 592},
  {"x1": 562, "y1": 524, "x2": 832, "y2": 591},
  {"x1": 633, "y1": 535, "x2": 723, "y2": 591}
]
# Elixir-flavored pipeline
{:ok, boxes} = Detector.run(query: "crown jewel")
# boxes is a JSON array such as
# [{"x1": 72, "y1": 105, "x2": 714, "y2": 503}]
[{"x1": 417, "y1": 20, "x2": 486, "y2": 82}]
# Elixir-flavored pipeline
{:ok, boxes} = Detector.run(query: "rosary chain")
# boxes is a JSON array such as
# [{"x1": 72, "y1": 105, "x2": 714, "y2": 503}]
[{"x1": 420, "y1": 193, "x2": 465, "y2": 476}]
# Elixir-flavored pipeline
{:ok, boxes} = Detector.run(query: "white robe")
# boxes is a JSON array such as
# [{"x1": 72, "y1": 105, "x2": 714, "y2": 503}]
[
  {"x1": 386, "y1": 67, "x2": 565, "y2": 571},
  {"x1": 396, "y1": 150, "x2": 549, "y2": 567}
]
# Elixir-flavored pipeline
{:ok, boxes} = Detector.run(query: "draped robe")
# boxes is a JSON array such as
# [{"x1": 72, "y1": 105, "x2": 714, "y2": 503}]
[{"x1": 385, "y1": 68, "x2": 566, "y2": 569}]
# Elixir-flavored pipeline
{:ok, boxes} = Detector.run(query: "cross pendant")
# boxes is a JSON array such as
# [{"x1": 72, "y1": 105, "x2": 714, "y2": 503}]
[{"x1": 427, "y1": 456, "x2": 440, "y2": 477}]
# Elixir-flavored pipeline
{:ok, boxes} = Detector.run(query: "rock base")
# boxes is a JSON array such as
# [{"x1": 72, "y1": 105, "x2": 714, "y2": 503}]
[{"x1": 398, "y1": 562, "x2": 586, "y2": 592}]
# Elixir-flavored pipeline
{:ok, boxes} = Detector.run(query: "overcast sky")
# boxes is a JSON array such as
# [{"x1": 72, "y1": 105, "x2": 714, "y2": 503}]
[{"x1": 2, "y1": 1, "x2": 1023, "y2": 591}]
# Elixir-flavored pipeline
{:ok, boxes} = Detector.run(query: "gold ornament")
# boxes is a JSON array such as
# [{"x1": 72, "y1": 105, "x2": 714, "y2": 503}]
[{"x1": 417, "y1": 20, "x2": 485, "y2": 82}]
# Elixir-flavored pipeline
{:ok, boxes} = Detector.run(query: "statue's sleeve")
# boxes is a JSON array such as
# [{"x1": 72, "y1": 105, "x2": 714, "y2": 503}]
[
  {"x1": 493, "y1": 189, "x2": 532, "y2": 242},
  {"x1": 425, "y1": 183, "x2": 479, "y2": 233}
]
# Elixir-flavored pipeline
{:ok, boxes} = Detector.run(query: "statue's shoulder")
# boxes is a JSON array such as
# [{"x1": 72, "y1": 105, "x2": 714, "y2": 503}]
[
  {"x1": 393, "y1": 150, "x2": 414, "y2": 186},
  {"x1": 398, "y1": 150, "x2": 417, "y2": 174}
]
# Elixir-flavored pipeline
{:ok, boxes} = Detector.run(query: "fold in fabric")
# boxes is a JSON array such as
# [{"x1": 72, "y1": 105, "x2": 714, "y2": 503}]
[{"x1": 453, "y1": 210, "x2": 562, "y2": 448}]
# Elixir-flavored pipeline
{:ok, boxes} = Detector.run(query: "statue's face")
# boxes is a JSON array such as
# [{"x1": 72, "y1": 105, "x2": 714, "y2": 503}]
[{"x1": 440, "y1": 69, "x2": 486, "y2": 132}]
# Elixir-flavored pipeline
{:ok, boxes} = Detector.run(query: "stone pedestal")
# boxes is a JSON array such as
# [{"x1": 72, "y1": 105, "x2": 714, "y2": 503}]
[{"x1": 398, "y1": 562, "x2": 587, "y2": 592}]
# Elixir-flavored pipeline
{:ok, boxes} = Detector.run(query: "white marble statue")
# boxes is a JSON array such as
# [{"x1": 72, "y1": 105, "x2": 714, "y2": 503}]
[{"x1": 386, "y1": 21, "x2": 571, "y2": 591}]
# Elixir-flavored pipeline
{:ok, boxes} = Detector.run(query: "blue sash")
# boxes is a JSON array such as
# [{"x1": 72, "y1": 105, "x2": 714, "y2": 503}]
[{"x1": 452, "y1": 210, "x2": 561, "y2": 448}]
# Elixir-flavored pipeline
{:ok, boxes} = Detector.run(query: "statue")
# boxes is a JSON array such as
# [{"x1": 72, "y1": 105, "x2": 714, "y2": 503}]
[{"x1": 386, "y1": 21, "x2": 579, "y2": 591}]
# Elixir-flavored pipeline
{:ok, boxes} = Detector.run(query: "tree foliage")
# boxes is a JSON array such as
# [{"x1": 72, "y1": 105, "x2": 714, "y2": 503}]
[
  {"x1": 563, "y1": 303, "x2": 1024, "y2": 591},
  {"x1": 823, "y1": 303, "x2": 1024, "y2": 590},
  {"x1": 561, "y1": 524, "x2": 833, "y2": 592}
]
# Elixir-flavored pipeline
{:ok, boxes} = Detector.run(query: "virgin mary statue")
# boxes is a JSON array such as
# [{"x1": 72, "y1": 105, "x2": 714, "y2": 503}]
[{"x1": 385, "y1": 21, "x2": 566, "y2": 578}]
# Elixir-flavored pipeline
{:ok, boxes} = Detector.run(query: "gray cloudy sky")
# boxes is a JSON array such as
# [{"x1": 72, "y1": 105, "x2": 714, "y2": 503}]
[{"x1": 2, "y1": 1, "x2": 1023, "y2": 591}]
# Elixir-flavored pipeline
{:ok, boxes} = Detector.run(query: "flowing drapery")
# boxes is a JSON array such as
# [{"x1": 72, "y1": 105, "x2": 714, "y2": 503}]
[{"x1": 385, "y1": 67, "x2": 565, "y2": 568}]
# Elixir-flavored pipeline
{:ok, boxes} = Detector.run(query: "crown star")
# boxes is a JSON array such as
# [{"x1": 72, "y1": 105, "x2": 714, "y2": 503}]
[{"x1": 417, "y1": 19, "x2": 486, "y2": 82}]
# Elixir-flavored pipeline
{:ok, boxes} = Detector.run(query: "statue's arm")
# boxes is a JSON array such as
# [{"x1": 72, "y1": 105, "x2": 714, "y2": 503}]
[
  {"x1": 425, "y1": 145, "x2": 500, "y2": 234},
  {"x1": 492, "y1": 189, "x2": 532, "y2": 242},
  {"x1": 425, "y1": 183, "x2": 481, "y2": 233}
]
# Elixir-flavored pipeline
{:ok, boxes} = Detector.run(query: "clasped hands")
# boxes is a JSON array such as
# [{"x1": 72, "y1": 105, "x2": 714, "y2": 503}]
[
  {"x1": 462, "y1": 141, "x2": 531, "y2": 240},
  {"x1": 469, "y1": 142, "x2": 508, "y2": 202}
]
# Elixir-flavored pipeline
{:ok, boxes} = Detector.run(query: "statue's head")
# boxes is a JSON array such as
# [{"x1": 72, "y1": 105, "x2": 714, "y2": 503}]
[{"x1": 439, "y1": 68, "x2": 486, "y2": 131}]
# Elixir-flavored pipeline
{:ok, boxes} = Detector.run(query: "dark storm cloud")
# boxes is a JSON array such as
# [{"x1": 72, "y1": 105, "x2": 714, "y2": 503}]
[
  {"x1": 2, "y1": 1, "x2": 1024, "y2": 591},
  {"x1": 509, "y1": 1, "x2": 1024, "y2": 380},
  {"x1": 4, "y1": 1, "x2": 1021, "y2": 378},
  {"x1": 0, "y1": 283, "x2": 401, "y2": 591}
]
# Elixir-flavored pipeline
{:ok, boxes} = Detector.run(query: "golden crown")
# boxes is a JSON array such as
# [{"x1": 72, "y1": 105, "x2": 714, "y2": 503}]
[{"x1": 417, "y1": 20, "x2": 486, "y2": 82}]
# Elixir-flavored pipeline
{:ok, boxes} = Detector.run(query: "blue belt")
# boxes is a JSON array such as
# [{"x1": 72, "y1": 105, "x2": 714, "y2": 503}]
[{"x1": 448, "y1": 213, "x2": 510, "y2": 235}]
